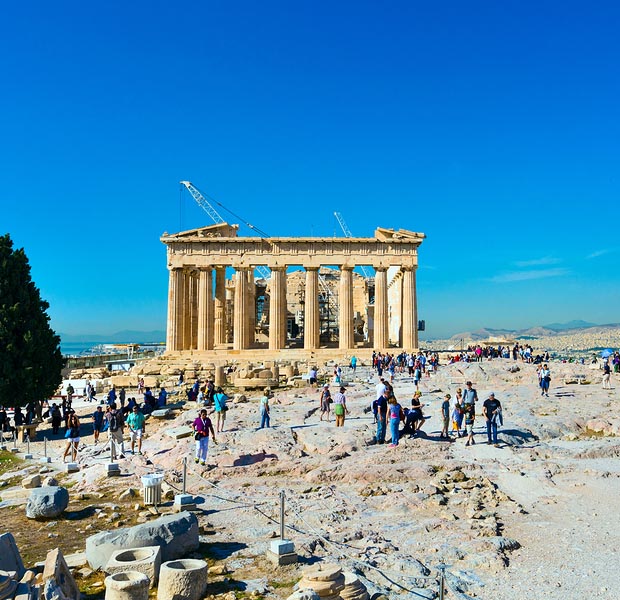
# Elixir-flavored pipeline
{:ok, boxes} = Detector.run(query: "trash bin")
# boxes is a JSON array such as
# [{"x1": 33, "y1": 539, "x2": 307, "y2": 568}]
[{"x1": 141, "y1": 473, "x2": 164, "y2": 505}]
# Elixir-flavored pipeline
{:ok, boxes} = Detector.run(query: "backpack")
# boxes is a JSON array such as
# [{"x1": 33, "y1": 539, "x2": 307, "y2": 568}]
[{"x1": 109, "y1": 411, "x2": 120, "y2": 432}]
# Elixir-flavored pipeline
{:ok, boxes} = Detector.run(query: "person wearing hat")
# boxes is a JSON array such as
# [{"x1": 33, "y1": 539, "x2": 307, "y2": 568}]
[
  {"x1": 482, "y1": 392, "x2": 502, "y2": 446},
  {"x1": 319, "y1": 384, "x2": 332, "y2": 422}
]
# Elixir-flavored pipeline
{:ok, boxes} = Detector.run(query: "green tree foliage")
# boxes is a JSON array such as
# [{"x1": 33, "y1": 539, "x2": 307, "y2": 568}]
[{"x1": 0, "y1": 234, "x2": 64, "y2": 407}]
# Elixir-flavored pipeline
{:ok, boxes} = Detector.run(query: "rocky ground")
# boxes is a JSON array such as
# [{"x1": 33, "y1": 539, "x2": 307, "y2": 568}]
[{"x1": 1, "y1": 357, "x2": 619, "y2": 600}]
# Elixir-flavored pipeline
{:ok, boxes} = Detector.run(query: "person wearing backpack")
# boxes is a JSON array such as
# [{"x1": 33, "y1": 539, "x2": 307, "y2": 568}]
[{"x1": 106, "y1": 402, "x2": 125, "y2": 459}]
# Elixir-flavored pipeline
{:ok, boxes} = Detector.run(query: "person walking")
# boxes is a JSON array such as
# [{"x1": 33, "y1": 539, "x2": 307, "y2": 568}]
[
  {"x1": 440, "y1": 394, "x2": 452, "y2": 439},
  {"x1": 107, "y1": 385, "x2": 117, "y2": 406},
  {"x1": 451, "y1": 388, "x2": 464, "y2": 437},
  {"x1": 333, "y1": 386, "x2": 349, "y2": 427},
  {"x1": 259, "y1": 390, "x2": 271, "y2": 428},
  {"x1": 66, "y1": 382, "x2": 74, "y2": 405},
  {"x1": 126, "y1": 404, "x2": 146, "y2": 455},
  {"x1": 63, "y1": 413, "x2": 80, "y2": 463},
  {"x1": 483, "y1": 392, "x2": 502, "y2": 446},
  {"x1": 387, "y1": 396, "x2": 403, "y2": 447},
  {"x1": 462, "y1": 381, "x2": 478, "y2": 406},
  {"x1": 92, "y1": 405, "x2": 105, "y2": 443},
  {"x1": 213, "y1": 387, "x2": 229, "y2": 433},
  {"x1": 539, "y1": 364, "x2": 551, "y2": 397},
  {"x1": 350, "y1": 356, "x2": 357, "y2": 374},
  {"x1": 319, "y1": 384, "x2": 332, "y2": 422},
  {"x1": 192, "y1": 408, "x2": 216, "y2": 465},
  {"x1": 602, "y1": 361, "x2": 612, "y2": 389},
  {"x1": 463, "y1": 400, "x2": 476, "y2": 446},
  {"x1": 106, "y1": 402, "x2": 125, "y2": 459},
  {"x1": 50, "y1": 403, "x2": 62, "y2": 435}
]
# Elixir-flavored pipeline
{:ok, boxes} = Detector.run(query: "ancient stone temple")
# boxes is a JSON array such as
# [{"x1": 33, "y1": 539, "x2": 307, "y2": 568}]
[{"x1": 161, "y1": 224, "x2": 425, "y2": 357}]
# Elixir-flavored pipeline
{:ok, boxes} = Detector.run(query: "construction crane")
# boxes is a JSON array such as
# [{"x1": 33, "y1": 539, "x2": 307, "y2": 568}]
[
  {"x1": 334, "y1": 212, "x2": 372, "y2": 278},
  {"x1": 180, "y1": 181, "x2": 270, "y2": 280},
  {"x1": 180, "y1": 181, "x2": 341, "y2": 336},
  {"x1": 180, "y1": 181, "x2": 226, "y2": 225}
]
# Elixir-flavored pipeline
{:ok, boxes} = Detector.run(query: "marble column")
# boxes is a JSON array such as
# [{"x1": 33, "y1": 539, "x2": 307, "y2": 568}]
[
  {"x1": 304, "y1": 267, "x2": 319, "y2": 350},
  {"x1": 412, "y1": 267, "x2": 419, "y2": 349},
  {"x1": 374, "y1": 267, "x2": 388, "y2": 349},
  {"x1": 339, "y1": 266, "x2": 354, "y2": 349},
  {"x1": 180, "y1": 269, "x2": 192, "y2": 351},
  {"x1": 401, "y1": 267, "x2": 415, "y2": 350},
  {"x1": 269, "y1": 267, "x2": 287, "y2": 350},
  {"x1": 189, "y1": 271, "x2": 198, "y2": 350},
  {"x1": 197, "y1": 267, "x2": 214, "y2": 351},
  {"x1": 247, "y1": 269, "x2": 256, "y2": 348},
  {"x1": 166, "y1": 267, "x2": 182, "y2": 351},
  {"x1": 233, "y1": 268, "x2": 250, "y2": 350},
  {"x1": 214, "y1": 267, "x2": 227, "y2": 347}
]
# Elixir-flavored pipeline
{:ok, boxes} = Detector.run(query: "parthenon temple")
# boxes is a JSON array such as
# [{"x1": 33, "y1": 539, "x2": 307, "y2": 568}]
[{"x1": 162, "y1": 224, "x2": 425, "y2": 358}]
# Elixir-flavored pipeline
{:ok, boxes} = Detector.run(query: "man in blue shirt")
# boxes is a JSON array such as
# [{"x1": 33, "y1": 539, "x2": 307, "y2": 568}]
[{"x1": 462, "y1": 381, "x2": 478, "y2": 406}]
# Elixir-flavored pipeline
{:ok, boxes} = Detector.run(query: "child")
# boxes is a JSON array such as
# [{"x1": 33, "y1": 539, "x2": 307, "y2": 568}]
[
  {"x1": 451, "y1": 388, "x2": 464, "y2": 437},
  {"x1": 464, "y1": 401, "x2": 476, "y2": 446},
  {"x1": 440, "y1": 394, "x2": 451, "y2": 439}
]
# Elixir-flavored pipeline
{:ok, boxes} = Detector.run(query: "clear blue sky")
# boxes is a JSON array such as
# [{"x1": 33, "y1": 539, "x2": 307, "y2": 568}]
[{"x1": 2, "y1": 1, "x2": 619, "y2": 339}]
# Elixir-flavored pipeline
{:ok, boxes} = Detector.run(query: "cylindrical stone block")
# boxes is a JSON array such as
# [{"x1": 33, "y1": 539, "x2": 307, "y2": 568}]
[
  {"x1": 215, "y1": 366, "x2": 226, "y2": 387},
  {"x1": 105, "y1": 546, "x2": 162, "y2": 587},
  {"x1": 105, "y1": 571, "x2": 150, "y2": 600},
  {"x1": 157, "y1": 559, "x2": 208, "y2": 600}
]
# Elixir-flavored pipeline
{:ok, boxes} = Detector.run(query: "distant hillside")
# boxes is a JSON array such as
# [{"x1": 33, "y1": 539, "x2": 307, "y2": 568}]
[
  {"x1": 542, "y1": 320, "x2": 597, "y2": 331},
  {"x1": 448, "y1": 321, "x2": 620, "y2": 342},
  {"x1": 450, "y1": 328, "x2": 516, "y2": 341},
  {"x1": 60, "y1": 330, "x2": 166, "y2": 343}
]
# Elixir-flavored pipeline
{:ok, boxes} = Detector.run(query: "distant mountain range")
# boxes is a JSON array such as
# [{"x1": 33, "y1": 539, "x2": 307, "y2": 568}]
[
  {"x1": 59, "y1": 330, "x2": 166, "y2": 343},
  {"x1": 448, "y1": 321, "x2": 620, "y2": 341}
]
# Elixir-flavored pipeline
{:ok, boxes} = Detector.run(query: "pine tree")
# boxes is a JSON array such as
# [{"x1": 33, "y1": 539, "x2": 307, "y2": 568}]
[{"x1": 0, "y1": 234, "x2": 64, "y2": 409}]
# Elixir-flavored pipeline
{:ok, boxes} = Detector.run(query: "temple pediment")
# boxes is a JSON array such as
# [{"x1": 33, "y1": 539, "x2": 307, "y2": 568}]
[
  {"x1": 374, "y1": 227, "x2": 426, "y2": 242},
  {"x1": 163, "y1": 223, "x2": 239, "y2": 239}
]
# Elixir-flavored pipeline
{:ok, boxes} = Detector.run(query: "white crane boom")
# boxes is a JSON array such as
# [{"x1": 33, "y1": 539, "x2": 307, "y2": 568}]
[
  {"x1": 180, "y1": 181, "x2": 225, "y2": 225},
  {"x1": 180, "y1": 180, "x2": 270, "y2": 280},
  {"x1": 334, "y1": 211, "x2": 372, "y2": 278}
]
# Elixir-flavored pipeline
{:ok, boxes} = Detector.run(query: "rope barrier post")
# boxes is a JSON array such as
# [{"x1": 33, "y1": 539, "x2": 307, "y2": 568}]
[
  {"x1": 24, "y1": 435, "x2": 34, "y2": 459},
  {"x1": 106, "y1": 435, "x2": 121, "y2": 477},
  {"x1": 174, "y1": 456, "x2": 196, "y2": 512},
  {"x1": 267, "y1": 490, "x2": 297, "y2": 566},
  {"x1": 10, "y1": 430, "x2": 19, "y2": 453},
  {"x1": 280, "y1": 490, "x2": 285, "y2": 540},
  {"x1": 438, "y1": 563, "x2": 445, "y2": 600}
]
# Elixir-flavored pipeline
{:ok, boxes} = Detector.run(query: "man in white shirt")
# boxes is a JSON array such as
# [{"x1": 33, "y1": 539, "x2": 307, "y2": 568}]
[{"x1": 375, "y1": 377, "x2": 387, "y2": 399}]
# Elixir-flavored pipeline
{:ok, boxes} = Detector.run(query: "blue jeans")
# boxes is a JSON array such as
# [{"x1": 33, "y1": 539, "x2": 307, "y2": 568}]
[
  {"x1": 486, "y1": 419, "x2": 498, "y2": 443},
  {"x1": 390, "y1": 418, "x2": 400, "y2": 445},
  {"x1": 260, "y1": 411, "x2": 270, "y2": 428},
  {"x1": 376, "y1": 417, "x2": 386, "y2": 443}
]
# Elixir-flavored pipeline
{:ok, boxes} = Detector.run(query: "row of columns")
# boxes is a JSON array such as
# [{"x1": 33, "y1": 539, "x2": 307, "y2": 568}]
[{"x1": 166, "y1": 265, "x2": 418, "y2": 352}]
